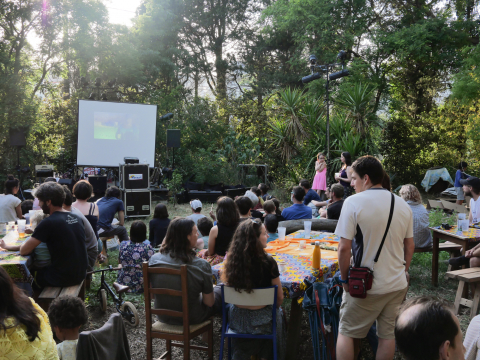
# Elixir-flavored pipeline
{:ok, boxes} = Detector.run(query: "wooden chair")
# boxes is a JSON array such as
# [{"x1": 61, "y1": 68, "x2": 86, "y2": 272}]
[
  {"x1": 446, "y1": 268, "x2": 480, "y2": 319},
  {"x1": 143, "y1": 262, "x2": 213, "y2": 360},
  {"x1": 37, "y1": 280, "x2": 85, "y2": 312}
]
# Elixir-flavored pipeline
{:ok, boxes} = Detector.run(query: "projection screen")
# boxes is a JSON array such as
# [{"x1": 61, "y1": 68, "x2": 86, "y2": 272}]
[{"x1": 77, "y1": 100, "x2": 157, "y2": 167}]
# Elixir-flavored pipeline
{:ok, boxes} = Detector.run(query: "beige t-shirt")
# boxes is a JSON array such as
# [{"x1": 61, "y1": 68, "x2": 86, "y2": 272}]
[
  {"x1": 335, "y1": 188, "x2": 413, "y2": 295},
  {"x1": 0, "y1": 194, "x2": 21, "y2": 223}
]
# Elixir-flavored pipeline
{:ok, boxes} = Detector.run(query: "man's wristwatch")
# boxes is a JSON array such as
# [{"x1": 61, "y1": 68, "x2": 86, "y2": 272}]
[{"x1": 339, "y1": 275, "x2": 348, "y2": 284}]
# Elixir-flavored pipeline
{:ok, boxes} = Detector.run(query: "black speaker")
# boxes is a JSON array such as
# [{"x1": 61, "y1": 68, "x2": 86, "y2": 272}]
[
  {"x1": 120, "y1": 164, "x2": 149, "y2": 189},
  {"x1": 167, "y1": 129, "x2": 181, "y2": 148},
  {"x1": 122, "y1": 190, "x2": 151, "y2": 217},
  {"x1": 88, "y1": 175, "x2": 108, "y2": 196},
  {"x1": 58, "y1": 178, "x2": 76, "y2": 192},
  {"x1": 9, "y1": 129, "x2": 26, "y2": 146}
]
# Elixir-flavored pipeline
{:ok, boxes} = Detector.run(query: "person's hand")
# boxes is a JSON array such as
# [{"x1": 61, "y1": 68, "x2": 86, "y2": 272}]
[
  {"x1": 406, "y1": 271, "x2": 410, "y2": 283},
  {"x1": 0, "y1": 239, "x2": 6, "y2": 249},
  {"x1": 204, "y1": 250, "x2": 210, "y2": 256},
  {"x1": 209, "y1": 211, "x2": 216, "y2": 221},
  {"x1": 25, "y1": 228, "x2": 33, "y2": 234},
  {"x1": 466, "y1": 249, "x2": 474, "y2": 258},
  {"x1": 342, "y1": 283, "x2": 349, "y2": 293}
]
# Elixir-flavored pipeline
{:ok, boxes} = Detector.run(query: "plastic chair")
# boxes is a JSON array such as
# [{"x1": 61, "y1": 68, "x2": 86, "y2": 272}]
[
  {"x1": 219, "y1": 285, "x2": 278, "y2": 360},
  {"x1": 142, "y1": 262, "x2": 213, "y2": 360}
]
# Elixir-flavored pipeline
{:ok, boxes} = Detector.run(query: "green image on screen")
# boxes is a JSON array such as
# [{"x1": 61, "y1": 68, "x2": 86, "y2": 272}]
[{"x1": 94, "y1": 112, "x2": 140, "y2": 140}]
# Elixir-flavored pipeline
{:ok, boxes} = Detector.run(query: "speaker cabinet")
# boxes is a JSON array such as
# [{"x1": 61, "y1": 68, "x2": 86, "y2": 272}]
[
  {"x1": 9, "y1": 129, "x2": 26, "y2": 146},
  {"x1": 122, "y1": 190, "x2": 151, "y2": 217},
  {"x1": 166, "y1": 129, "x2": 181, "y2": 148},
  {"x1": 58, "y1": 178, "x2": 76, "y2": 192},
  {"x1": 88, "y1": 175, "x2": 107, "y2": 196},
  {"x1": 120, "y1": 164, "x2": 149, "y2": 190}
]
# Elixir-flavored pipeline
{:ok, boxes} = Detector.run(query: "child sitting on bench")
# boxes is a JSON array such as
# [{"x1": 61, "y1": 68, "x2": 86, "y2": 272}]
[{"x1": 48, "y1": 295, "x2": 88, "y2": 360}]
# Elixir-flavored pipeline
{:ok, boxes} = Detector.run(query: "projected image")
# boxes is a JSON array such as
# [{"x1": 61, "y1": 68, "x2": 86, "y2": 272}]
[{"x1": 94, "y1": 112, "x2": 140, "y2": 141}]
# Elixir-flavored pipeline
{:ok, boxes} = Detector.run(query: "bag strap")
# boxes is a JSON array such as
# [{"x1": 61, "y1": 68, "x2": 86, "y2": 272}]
[{"x1": 374, "y1": 192, "x2": 395, "y2": 263}]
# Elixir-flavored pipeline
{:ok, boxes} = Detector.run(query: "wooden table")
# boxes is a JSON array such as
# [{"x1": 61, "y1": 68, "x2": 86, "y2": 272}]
[
  {"x1": 430, "y1": 226, "x2": 480, "y2": 286},
  {"x1": 0, "y1": 237, "x2": 33, "y2": 294}
]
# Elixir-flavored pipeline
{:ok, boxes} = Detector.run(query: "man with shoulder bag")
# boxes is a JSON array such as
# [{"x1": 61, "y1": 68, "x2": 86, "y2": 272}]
[{"x1": 334, "y1": 156, "x2": 415, "y2": 360}]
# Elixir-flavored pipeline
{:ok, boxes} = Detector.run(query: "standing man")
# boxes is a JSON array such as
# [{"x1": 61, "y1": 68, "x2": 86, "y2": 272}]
[
  {"x1": 335, "y1": 156, "x2": 414, "y2": 360},
  {"x1": 96, "y1": 186, "x2": 129, "y2": 241}
]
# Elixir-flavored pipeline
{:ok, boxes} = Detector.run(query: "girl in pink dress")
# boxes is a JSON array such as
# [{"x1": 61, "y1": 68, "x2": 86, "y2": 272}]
[{"x1": 312, "y1": 153, "x2": 327, "y2": 198}]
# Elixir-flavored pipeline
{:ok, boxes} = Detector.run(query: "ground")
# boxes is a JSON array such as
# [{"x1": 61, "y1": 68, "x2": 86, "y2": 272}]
[{"x1": 82, "y1": 198, "x2": 468, "y2": 360}]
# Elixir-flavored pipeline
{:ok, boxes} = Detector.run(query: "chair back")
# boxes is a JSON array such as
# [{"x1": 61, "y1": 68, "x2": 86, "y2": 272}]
[
  {"x1": 142, "y1": 262, "x2": 190, "y2": 333},
  {"x1": 223, "y1": 286, "x2": 276, "y2": 307}
]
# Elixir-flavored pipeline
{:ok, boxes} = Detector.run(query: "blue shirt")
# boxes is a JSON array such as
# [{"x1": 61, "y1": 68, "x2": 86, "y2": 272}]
[
  {"x1": 97, "y1": 197, "x2": 125, "y2": 230},
  {"x1": 304, "y1": 188, "x2": 321, "y2": 205},
  {"x1": 281, "y1": 203, "x2": 312, "y2": 220},
  {"x1": 455, "y1": 170, "x2": 466, "y2": 187},
  {"x1": 267, "y1": 233, "x2": 278, "y2": 243}
]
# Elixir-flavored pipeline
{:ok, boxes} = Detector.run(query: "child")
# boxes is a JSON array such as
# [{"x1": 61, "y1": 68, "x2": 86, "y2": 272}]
[
  {"x1": 197, "y1": 216, "x2": 213, "y2": 249},
  {"x1": 312, "y1": 152, "x2": 327, "y2": 198},
  {"x1": 48, "y1": 295, "x2": 88, "y2": 360},
  {"x1": 264, "y1": 214, "x2": 279, "y2": 243},
  {"x1": 250, "y1": 186, "x2": 264, "y2": 210},
  {"x1": 264, "y1": 199, "x2": 285, "y2": 222},
  {"x1": 117, "y1": 221, "x2": 154, "y2": 293}
]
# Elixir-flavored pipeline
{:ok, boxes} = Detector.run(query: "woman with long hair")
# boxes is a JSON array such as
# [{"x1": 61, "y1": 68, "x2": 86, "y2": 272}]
[
  {"x1": 148, "y1": 218, "x2": 218, "y2": 325},
  {"x1": 335, "y1": 151, "x2": 353, "y2": 198},
  {"x1": 0, "y1": 266, "x2": 59, "y2": 359},
  {"x1": 149, "y1": 203, "x2": 171, "y2": 247},
  {"x1": 312, "y1": 152, "x2": 327, "y2": 198},
  {"x1": 198, "y1": 196, "x2": 240, "y2": 265},
  {"x1": 0, "y1": 175, "x2": 22, "y2": 222},
  {"x1": 221, "y1": 219, "x2": 285, "y2": 360}
]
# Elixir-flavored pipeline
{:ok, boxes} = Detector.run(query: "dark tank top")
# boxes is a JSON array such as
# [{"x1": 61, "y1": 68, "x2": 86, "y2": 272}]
[
  {"x1": 215, "y1": 223, "x2": 237, "y2": 256},
  {"x1": 85, "y1": 203, "x2": 99, "y2": 239}
]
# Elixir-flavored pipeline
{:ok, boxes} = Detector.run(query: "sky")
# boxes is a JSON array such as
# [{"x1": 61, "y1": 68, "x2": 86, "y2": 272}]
[{"x1": 103, "y1": 0, "x2": 142, "y2": 27}]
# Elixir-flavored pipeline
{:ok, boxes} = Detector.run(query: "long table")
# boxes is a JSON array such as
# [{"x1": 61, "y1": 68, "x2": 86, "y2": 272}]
[
  {"x1": 0, "y1": 238, "x2": 33, "y2": 294},
  {"x1": 430, "y1": 226, "x2": 480, "y2": 286},
  {"x1": 211, "y1": 230, "x2": 339, "y2": 359}
]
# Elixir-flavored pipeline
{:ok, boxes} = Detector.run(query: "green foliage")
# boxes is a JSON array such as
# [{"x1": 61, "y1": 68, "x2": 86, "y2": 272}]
[
  {"x1": 452, "y1": 46, "x2": 480, "y2": 104},
  {"x1": 164, "y1": 172, "x2": 183, "y2": 206}
]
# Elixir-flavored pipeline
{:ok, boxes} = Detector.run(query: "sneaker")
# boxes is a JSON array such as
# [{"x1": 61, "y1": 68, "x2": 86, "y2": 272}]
[{"x1": 448, "y1": 255, "x2": 469, "y2": 267}]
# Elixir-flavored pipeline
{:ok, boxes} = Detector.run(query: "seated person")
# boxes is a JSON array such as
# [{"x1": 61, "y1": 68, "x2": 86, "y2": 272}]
[
  {"x1": 21, "y1": 199, "x2": 33, "y2": 215},
  {"x1": 300, "y1": 179, "x2": 321, "y2": 206},
  {"x1": 117, "y1": 221, "x2": 154, "y2": 293},
  {"x1": 250, "y1": 186, "x2": 264, "y2": 210},
  {"x1": 263, "y1": 200, "x2": 285, "y2": 222},
  {"x1": 198, "y1": 196, "x2": 239, "y2": 265},
  {"x1": 244, "y1": 190, "x2": 263, "y2": 220},
  {"x1": 149, "y1": 218, "x2": 220, "y2": 325},
  {"x1": 197, "y1": 217, "x2": 213, "y2": 249},
  {"x1": 399, "y1": 184, "x2": 432, "y2": 249},
  {"x1": 324, "y1": 184, "x2": 345, "y2": 220},
  {"x1": 63, "y1": 185, "x2": 98, "y2": 272},
  {"x1": 265, "y1": 214, "x2": 279, "y2": 243},
  {"x1": 0, "y1": 175, "x2": 22, "y2": 223},
  {"x1": 311, "y1": 186, "x2": 331, "y2": 210},
  {"x1": 221, "y1": 219, "x2": 286, "y2": 359},
  {"x1": 0, "y1": 267, "x2": 58, "y2": 359},
  {"x1": 235, "y1": 196, "x2": 253, "y2": 221},
  {"x1": 258, "y1": 183, "x2": 270, "y2": 201},
  {"x1": 72, "y1": 180, "x2": 101, "y2": 253},
  {"x1": 96, "y1": 186, "x2": 129, "y2": 241},
  {"x1": 271, "y1": 198, "x2": 285, "y2": 222},
  {"x1": 47, "y1": 295, "x2": 88, "y2": 360},
  {"x1": 464, "y1": 314, "x2": 480, "y2": 360},
  {"x1": 18, "y1": 182, "x2": 87, "y2": 288},
  {"x1": 149, "y1": 203, "x2": 171, "y2": 247},
  {"x1": 395, "y1": 296, "x2": 465, "y2": 360},
  {"x1": 186, "y1": 199, "x2": 206, "y2": 225},
  {"x1": 281, "y1": 187, "x2": 312, "y2": 220}
]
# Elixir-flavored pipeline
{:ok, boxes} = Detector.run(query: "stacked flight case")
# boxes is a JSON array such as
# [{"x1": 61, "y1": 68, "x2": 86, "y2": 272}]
[{"x1": 119, "y1": 163, "x2": 151, "y2": 218}]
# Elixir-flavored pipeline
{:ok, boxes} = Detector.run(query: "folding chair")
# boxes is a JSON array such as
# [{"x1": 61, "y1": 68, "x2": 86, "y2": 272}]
[
  {"x1": 219, "y1": 285, "x2": 278, "y2": 360},
  {"x1": 143, "y1": 262, "x2": 213, "y2": 360}
]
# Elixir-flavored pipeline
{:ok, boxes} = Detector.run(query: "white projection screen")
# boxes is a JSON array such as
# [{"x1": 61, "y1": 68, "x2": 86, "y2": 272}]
[{"x1": 77, "y1": 100, "x2": 157, "y2": 167}]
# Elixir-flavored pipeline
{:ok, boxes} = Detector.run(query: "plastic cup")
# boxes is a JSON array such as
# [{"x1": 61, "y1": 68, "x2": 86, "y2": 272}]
[
  {"x1": 461, "y1": 220, "x2": 470, "y2": 232},
  {"x1": 278, "y1": 262, "x2": 286, "y2": 274},
  {"x1": 278, "y1": 227, "x2": 286, "y2": 240},
  {"x1": 0, "y1": 223, "x2": 6, "y2": 236},
  {"x1": 458, "y1": 213, "x2": 466, "y2": 220},
  {"x1": 304, "y1": 221, "x2": 312, "y2": 239},
  {"x1": 17, "y1": 219, "x2": 26, "y2": 238},
  {"x1": 299, "y1": 240, "x2": 306, "y2": 249},
  {"x1": 7, "y1": 221, "x2": 15, "y2": 233}
]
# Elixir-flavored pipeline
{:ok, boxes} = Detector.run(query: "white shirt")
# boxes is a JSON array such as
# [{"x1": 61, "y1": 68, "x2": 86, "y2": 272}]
[
  {"x1": 465, "y1": 315, "x2": 480, "y2": 360},
  {"x1": 57, "y1": 339, "x2": 78, "y2": 360},
  {"x1": 0, "y1": 194, "x2": 21, "y2": 223},
  {"x1": 335, "y1": 188, "x2": 413, "y2": 295},
  {"x1": 471, "y1": 197, "x2": 480, "y2": 223}
]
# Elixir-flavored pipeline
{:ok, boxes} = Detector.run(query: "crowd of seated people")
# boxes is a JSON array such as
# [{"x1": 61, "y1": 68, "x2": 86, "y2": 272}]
[{"x1": 281, "y1": 186, "x2": 312, "y2": 220}]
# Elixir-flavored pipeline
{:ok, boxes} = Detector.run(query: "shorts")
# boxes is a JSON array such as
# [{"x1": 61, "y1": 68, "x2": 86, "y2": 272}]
[
  {"x1": 339, "y1": 287, "x2": 408, "y2": 340},
  {"x1": 456, "y1": 187, "x2": 465, "y2": 201}
]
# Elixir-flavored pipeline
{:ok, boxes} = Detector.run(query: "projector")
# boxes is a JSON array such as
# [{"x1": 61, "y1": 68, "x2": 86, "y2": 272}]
[{"x1": 124, "y1": 157, "x2": 139, "y2": 164}]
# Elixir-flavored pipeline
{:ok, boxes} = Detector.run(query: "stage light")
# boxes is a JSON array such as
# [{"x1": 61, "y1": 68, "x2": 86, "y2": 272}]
[
  {"x1": 337, "y1": 50, "x2": 347, "y2": 63},
  {"x1": 159, "y1": 113, "x2": 174, "y2": 121},
  {"x1": 309, "y1": 54, "x2": 317, "y2": 65},
  {"x1": 329, "y1": 69, "x2": 350, "y2": 81},
  {"x1": 302, "y1": 73, "x2": 322, "y2": 84}
]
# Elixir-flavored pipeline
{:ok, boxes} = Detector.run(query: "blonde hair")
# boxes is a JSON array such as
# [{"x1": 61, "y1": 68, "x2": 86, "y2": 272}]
[{"x1": 399, "y1": 184, "x2": 421, "y2": 203}]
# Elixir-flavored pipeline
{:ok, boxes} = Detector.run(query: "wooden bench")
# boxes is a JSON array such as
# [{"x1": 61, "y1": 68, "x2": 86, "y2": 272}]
[
  {"x1": 38, "y1": 280, "x2": 85, "y2": 312},
  {"x1": 414, "y1": 242, "x2": 462, "y2": 272},
  {"x1": 446, "y1": 268, "x2": 480, "y2": 319}
]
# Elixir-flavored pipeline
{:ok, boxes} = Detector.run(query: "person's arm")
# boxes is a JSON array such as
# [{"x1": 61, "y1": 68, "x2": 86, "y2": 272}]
[
  {"x1": 207, "y1": 226, "x2": 218, "y2": 256},
  {"x1": 0, "y1": 239, "x2": 20, "y2": 251},
  {"x1": 202, "y1": 291, "x2": 215, "y2": 307},
  {"x1": 404, "y1": 237, "x2": 414, "y2": 273},
  {"x1": 469, "y1": 208, "x2": 473, "y2": 224},
  {"x1": 118, "y1": 210, "x2": 125, "y2": 226},
  {"x1": 19, "y1": 237, "x2": 42, "y2": 256},
  {"x1": 337, "y1": 166, "x2": 353, "y2": 183},
  {"x1": 311, "y1": 200, "x2": 328, "y2": 207},
  {"x1": 93, "y1": 203, "x2": 99, "y2": 219},
  {"x1": 318, "y1": 162, "x2": 326, "y2": 172},
  {"x1": 338, "y1": 238, "x2": 352, "y2": 292},
  {"x1": 15, "y1": 204, "x2": 22, "y2": 219},
  {"x1": 271, "y1": 276, "x2": 283, "y2": 307},
  {"x1": 149, "y1": 221, "x2": 154, "y2": 243}
]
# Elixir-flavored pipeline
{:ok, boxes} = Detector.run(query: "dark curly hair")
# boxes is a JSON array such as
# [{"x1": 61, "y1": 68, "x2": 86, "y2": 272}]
[
  {"x1": 221, "y1": 219, "x2": 270, "y2": 293},
  {"x1": 47, "y1": 295, "x2": 87, "y2": 330},
  {"x1": 4, "y1": 174, "x2": 19, "y2": 195},
  {"x1": 216, "y1": 196, "x2": 239, "y2": 228},
  {"x1": 160, "y1": 218, "x2": 196, "y2": 263},
  {"x1": 73, "y1": 180, "x2": 93, "y2": 201}
]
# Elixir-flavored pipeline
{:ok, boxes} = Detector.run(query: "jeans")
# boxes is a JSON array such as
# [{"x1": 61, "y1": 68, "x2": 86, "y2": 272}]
[{"x1": 99, "y1": 224, "x2": 129, "y2": 241}]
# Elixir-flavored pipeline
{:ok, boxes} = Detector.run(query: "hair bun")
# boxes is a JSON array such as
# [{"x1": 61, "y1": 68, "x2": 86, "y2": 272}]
[{"x1": 7, "y1": 175, "x2": 14, "y2": 180}]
